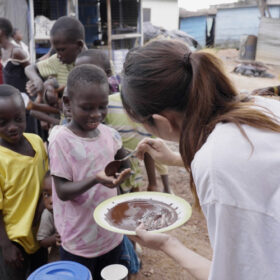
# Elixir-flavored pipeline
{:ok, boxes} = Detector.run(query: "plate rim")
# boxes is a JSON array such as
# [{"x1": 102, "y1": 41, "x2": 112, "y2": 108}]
[{"x1": 93, "y1": 191, "x2": 192, "y2": 235}]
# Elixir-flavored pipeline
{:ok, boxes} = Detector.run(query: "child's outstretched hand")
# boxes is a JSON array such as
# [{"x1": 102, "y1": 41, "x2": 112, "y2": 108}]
[
  {"x1": 2, "y1": 242, "x2": 24, "y2": 268},
  {"x1": 96, "y1": 168, "x2": 131, "y2": 188}
]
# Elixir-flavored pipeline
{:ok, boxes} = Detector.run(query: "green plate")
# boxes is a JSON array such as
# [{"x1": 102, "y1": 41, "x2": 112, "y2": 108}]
[{"x1": 94, "y1": 191, "x2": 192, "y2": 235}]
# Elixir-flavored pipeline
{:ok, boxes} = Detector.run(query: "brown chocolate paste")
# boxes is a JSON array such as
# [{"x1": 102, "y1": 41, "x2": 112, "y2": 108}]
[{"x1": 105, "y1": 199, "x2": 178, "y2": 231}]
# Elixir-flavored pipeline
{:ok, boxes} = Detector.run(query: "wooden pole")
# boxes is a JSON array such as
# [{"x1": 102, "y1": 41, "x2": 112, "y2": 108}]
[
  {"x1": 28, "y1": 0, "x2": 36, "y2": 63},
  {"x1": 107, "y1": 0, "x2": 112, "y2": 61}
]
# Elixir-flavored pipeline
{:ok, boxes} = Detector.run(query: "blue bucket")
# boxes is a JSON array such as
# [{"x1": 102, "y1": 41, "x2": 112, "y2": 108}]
[{"x1": 27, "y1": 261, "x2": 92, "y2": 280}]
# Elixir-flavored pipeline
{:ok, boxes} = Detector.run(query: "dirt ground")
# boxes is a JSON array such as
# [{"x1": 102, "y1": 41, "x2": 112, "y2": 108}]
[{"x1": 130, "y1": 49, "x2": 280, "y2": 280}]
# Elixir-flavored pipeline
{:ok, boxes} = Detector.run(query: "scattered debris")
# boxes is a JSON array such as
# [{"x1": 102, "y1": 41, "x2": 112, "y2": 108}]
[
  {"x1": 143, "y1": 22, "x2": 199, "y2": 50},
  {"x1": 233, "y1": 62, "x2": 274, "y2": 78},
  {"x1": 142, "y1": 268, "x2": 154, "y2": 277}
]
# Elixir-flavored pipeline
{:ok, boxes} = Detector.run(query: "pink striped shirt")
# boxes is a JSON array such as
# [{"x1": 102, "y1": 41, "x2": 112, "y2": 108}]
[{"x1": 48, "y1": 124, "x2": 123, "y2": 258}]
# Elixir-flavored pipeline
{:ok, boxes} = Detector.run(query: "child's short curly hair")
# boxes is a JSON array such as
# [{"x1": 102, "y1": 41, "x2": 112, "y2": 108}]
[
  {"x1": 50, "y1": 16, "x2": 85, "y2": 43},
  {"x1": 0, "y1": 17, "x2": 13, "y2": 37}
]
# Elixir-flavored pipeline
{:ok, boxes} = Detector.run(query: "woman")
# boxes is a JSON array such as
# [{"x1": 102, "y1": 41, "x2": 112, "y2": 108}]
[{"x1": 121, "y1": 39, "x2": 280, "y2": 280}]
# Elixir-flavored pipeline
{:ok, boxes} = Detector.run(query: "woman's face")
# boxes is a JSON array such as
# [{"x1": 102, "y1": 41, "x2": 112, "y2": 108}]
[{"x1": 141, "y1": 114, "x2": 181, "y2": 143}]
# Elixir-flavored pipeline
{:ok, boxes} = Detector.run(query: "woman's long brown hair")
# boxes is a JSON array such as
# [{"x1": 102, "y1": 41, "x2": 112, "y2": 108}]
[{"x1": 121, "y1": 39, "x2": 280, "y2": 208}]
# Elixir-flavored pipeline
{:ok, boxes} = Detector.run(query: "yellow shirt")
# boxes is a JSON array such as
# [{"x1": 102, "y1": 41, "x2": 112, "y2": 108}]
[
  {"x1": 36, "y1": 54, "x2": 74, "y2": 87},
  {"x1": 0, "y1": 133, "x2": 48, "y2": 254}
]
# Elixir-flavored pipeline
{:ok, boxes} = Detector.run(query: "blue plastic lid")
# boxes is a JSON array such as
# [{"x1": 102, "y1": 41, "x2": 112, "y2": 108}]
[{"x1": 27, "y1": 261, "x2": 92, "y2": 280}]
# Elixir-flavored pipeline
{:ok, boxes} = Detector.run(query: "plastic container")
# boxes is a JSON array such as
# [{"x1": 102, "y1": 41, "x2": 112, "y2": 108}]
[
  {"x1": 27, "y1": 261, "x2": 92, "y2": 280},
  {"x1": 101, "y1": 264, "x2": 128, "y2": 280},
  {"x1": 239, "y1": 35, "x2": 257, "y2": 60}
]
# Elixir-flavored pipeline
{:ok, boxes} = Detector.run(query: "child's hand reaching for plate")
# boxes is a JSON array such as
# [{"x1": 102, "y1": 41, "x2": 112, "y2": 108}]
[{"x1": 97, "y1": 168, "x2": 131, "y2": 188}]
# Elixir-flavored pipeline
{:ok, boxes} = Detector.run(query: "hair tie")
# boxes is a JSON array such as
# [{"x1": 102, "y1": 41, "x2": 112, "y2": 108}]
[{"x1": 183, "y1": 52, "x2": 192, "y2": 69}]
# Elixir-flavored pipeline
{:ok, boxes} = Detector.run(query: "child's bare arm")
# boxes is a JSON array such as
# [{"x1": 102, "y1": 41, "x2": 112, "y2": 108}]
[
  {"x1": 0, "y1": 211, "x2": 24, "y2": 268},
  {"x1": 143, "y1": 153, "x2": 157, "y2": 191},
  {"x1": 53, "y1": 169, "x2": 131, "y2": 201},
  {"x1": 25, "y1": 64, "x2": 44, "y2": 96},
  {"x1": 114, "y1": 147, "x2": 132, "y2": 170},
  {"x1": 32, "y1": 195, "x2": 45, "y2": 226},
  {"x1": 53, "y1": 176, "x2": 99, "y2": 201},
  {"x1": 39, "y1": 233, "x2": 57, "y2": 248},
  {"x1": 12, "y1": 48, "x2": 30, "y2": 68},
  {"x1": 30, "y1": 110, "x2": 60, "y2": 125},
  {"x1": 28, "y1": 101, "x2": 60, "y2": 114}
]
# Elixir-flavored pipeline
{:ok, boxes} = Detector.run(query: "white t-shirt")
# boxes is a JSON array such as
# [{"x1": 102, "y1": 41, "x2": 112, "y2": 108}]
[{"x1": 191, "y1": 96, "x2": 280, "y2": 280}]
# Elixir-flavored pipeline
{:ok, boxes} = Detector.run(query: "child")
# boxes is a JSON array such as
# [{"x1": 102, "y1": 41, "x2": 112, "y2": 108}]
[
  {"x1": 30, "y1": 77, "x2": 62, "y2": 130},
  {"x1": 37, "y1": 171, "x2": 61, "y2": 261},
  {"x1": 74, "y1": 49, "x2": 119, "y2": 94},
  {"x1": 61, "y1": 87, "x2": 72, "y2": 124},
  {"x1": 0, "y1": 17, "x2": 37, "y2": 134},
  {"x1": 25, "y1": 16, "x2": 85, "y2": 97},
  {"x1": 75, "y1": 50, "x2": 171, "y2": 193},
  {"x1": 48, "y1": 64, "x2": 131, "y2": 280},
  {"x1": 11, "y1": 28, "x2": 29, "y2": 56},
  {"x1": 0, "y1": 84, "x2": 48, "y2": 280},
  {"x1": 0, "y1": 18, "x2": 29, "y2": 93}
]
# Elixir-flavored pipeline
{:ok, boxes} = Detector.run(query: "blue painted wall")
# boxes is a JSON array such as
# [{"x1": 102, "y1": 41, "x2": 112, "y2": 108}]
[
  {"x1": 215, "y1": 6, "x2": 280, "y2": 47},
  {"x1": 180, "y1": 16, "x2": 207, "y2": 47}
]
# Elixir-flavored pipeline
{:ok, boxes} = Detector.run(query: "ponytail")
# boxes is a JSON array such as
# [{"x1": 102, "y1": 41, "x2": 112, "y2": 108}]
[
  {"x1": 122, "y1": 39, "x2": 280, "y2": 209},
  {"x1": 180, "y1": 51, "x2": 280, "y2": 208}
]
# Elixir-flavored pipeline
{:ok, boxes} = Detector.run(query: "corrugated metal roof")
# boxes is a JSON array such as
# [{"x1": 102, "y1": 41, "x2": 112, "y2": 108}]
[
  {"x1": 179, "y1": 7, "x2": 216, "y2": 18},
  {"x1": 213, "y1": 0, "x2": 280, "y2": 10}
]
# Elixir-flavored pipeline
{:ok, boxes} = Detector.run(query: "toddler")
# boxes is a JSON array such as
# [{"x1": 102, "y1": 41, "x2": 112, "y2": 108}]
[{"x1": 37, "y1": 171, "x2": 61, "y2": 261}]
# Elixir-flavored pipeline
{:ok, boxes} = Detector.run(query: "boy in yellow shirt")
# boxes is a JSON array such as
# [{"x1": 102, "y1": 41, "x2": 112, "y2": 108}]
[{"x1": 0, "y1": 85, "x2": 48, "y2": 279}]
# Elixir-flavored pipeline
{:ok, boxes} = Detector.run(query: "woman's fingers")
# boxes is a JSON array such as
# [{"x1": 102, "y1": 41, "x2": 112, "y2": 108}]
[{"x1": 136, "y1": 138, "x2": 163, "y2": 160}]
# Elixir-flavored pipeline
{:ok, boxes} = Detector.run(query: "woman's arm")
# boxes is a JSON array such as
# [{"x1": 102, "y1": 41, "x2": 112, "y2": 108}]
[{"x1": 131, "y1": 226, "x2": 211, "y2": 280}]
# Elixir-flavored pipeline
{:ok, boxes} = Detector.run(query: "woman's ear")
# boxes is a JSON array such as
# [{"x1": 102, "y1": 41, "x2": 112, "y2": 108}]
[
  {"x1": 152, "y1": 114, "x2": 173, "y2": 134},
  {"x1": 150, "y1": 111, "x2": 182, "y2": 141},
  {"x1": 145, "y1": 114, "x2": 176, "y2": 141}
]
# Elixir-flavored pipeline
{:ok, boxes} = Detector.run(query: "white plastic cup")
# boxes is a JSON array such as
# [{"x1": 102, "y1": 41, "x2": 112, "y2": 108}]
[{"x1": 100, "y1": 264, "x2": 128, "y2": 280}]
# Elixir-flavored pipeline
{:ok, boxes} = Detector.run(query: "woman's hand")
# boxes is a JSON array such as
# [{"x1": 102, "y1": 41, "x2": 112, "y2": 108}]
[
  {"x1": 97, "y1": 168, "x2": 131, "y2": 188},
  {"x1": 136, "y1": 138, "x2": 184, "y2": 167},
  {"x1": 130, "y1": 225, "x2": 211, "y2": 280},
  {"x1": 2, "y1": 242, "x2": 24, "y2": 268},
  {"x1": 130, "y1": 224, "x2": 170, "y2": 251}
]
